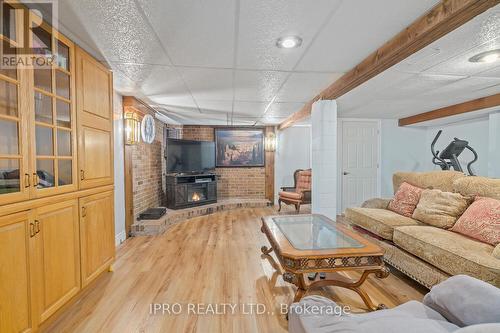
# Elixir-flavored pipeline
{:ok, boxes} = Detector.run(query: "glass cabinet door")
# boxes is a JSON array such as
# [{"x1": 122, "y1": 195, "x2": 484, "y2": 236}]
[
  {"x1": 0, "y1": 36, "x2": 30, "y2": 204},
  {"x1": 31, "y1": 26, "x2": 76, "y2": 197}
]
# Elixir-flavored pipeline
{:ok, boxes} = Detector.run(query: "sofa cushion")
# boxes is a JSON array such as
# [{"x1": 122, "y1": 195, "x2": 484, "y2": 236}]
[
  {"x1": 450, "y1": 197, "x2": 500, "y2": 246},
  {"x1": 423, "y1": 275, "x2": 500, "y2": 327},
  {"x1": 393, "y1": 226, "x2": 500, "y2": 287},
  {"x1": 393, "y1": 171, "x2": 465, "y2": 193},
  {"x1": 452, "y1": 176, "x2": 500, "y2": 201},
  {"x1": 289, "y1": 296, "x2": 458, "y2": 333},
  {"x1": 279, "y1": 191, "x2": 302, "y2": 200},
  {"x1": 388, "y1": 182, "x2": 423, "y2": 217},
  {"x1": 412, "y1": 189, "x2": 471, "y2": 229},
  {"x1": 345, "y1": 207, "x2": 421, "y2": 240}
]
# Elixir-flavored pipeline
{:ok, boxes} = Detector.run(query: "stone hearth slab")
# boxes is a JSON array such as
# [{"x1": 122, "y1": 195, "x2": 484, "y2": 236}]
[{"x1": 131, "y1": 198, "x2": 271, "y2": 236}]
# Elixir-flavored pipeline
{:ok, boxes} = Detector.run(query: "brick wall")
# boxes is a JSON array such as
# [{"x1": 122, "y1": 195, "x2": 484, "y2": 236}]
[
  {"x1": 131, "y1": 113, "x2": 166, "y2": 220},
  {"x1": 181, "y1": 125, "x2": 266, "y2": 199}
]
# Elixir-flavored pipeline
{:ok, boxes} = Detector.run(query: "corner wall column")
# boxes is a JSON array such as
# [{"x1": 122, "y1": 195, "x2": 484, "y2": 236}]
[{"x1": 311, "y1": 100, "x2": 338, "y2": 218}]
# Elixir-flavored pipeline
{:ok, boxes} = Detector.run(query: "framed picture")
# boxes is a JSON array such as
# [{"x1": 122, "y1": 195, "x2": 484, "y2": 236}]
[{"x1": 215, "y1": 128, "x2": 265, "y2": 167}]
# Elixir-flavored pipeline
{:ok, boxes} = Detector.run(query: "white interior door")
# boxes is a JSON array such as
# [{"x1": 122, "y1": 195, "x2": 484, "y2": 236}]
[{"x1": 341, "y1": 120, "x2": 380, "y2": 212}]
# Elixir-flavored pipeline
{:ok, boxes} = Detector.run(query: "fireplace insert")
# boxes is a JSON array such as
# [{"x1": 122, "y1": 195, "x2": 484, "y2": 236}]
[{"x1": 166, "y1": 173, "x2": 217, "y2": 209}]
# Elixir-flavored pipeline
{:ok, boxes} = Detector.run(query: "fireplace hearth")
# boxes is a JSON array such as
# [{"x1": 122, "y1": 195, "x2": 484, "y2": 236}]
[{"x1": 166, "y1": 173, "x2": 217, "y2": 209}]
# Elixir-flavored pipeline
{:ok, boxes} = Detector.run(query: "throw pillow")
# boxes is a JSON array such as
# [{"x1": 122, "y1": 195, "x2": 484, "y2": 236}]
[
  {"x1": 412, "y1": 189, "x2": 471, "y2": 229},
  {"x1": 423, "y1": 275, "x2": 500, "y2": 327},
  {"x1": 493, "y1": 244, "x2": 500, "y2": 259},
  {"x1": 451, "y1": 197, "x2": 500, "y2": 246},
  {"x1": 388, "y1": 182, "x2": 423, "y2": 217}
]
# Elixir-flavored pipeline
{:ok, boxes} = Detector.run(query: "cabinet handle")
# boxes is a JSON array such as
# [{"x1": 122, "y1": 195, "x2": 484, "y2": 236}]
[
  {"x1": 80, "y1": 170, "x2": 85, "y2": 180},
  {"x1": 35, "y1": 220, "x2": 40, "y2": 234},
  {"x1": 29, "y1": 222, "x2": 35, "y2": 237},
  {"x1": 24, "y1": 174, "x2": 30, "y2": 188},
  {"x1": 82, "y1": 206, "x2": 87, "y2": 218},
  {"x1": 32, "y1": 173, "x2": 39, "y2": 186}
]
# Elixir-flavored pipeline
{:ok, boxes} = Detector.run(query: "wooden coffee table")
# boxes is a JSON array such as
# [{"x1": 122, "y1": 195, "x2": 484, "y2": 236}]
[{"x1": 261, "y1": 214, "x2": 390, "y2": 311}]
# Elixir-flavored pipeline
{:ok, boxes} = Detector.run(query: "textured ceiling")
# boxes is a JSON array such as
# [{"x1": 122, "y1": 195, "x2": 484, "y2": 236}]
[
  {"x1": 337, "y1": 5, "x2": 500, "y2": 121},
  {"x1": 48, "y1": 0, "x2": 440, "y2": 125}
]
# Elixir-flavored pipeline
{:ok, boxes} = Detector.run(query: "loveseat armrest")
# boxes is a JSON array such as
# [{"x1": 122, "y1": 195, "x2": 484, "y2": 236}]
[{"x1": 361, "y1": 198, "x2": 391, "y2": 209}]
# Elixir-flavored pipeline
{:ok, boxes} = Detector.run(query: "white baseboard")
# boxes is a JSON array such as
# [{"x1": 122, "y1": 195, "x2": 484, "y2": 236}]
[{"x1": 115, "y1": 230, "x2": 126, "y2": 247}]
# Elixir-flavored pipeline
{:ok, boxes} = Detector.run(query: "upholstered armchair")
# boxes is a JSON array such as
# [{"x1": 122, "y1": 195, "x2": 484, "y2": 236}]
[{"x1": 278, "y1": 169, "x2": 312, "y2": 213}]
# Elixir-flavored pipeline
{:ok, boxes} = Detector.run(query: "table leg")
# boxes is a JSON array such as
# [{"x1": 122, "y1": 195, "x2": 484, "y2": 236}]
[
  {"x1": 306, "y1": 266, "x2": 390, "y2": 311},
  {"x1": 260, "y1": 246, "x2": 273, "y2": 255}
]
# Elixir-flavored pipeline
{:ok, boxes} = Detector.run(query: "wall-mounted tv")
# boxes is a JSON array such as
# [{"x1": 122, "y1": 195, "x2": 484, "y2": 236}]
[{"x1": 166, "y1": 139, "x2": 215, "y2": 174}]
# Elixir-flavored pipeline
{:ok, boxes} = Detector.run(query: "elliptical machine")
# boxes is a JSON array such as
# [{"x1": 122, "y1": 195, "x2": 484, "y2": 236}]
[{"x1": 431, "y1": 130, "x2": 478, "y2": 176}]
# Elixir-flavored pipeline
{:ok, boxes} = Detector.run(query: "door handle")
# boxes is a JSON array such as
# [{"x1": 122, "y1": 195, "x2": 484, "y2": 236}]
[
  {"x1": 25, "y1": 174, "x2": 30, "y2": 188},
  {"x1": 343, "y1": 172, "x2": 350, "y2": 175},
  {"x1": 82, "y1": 206, "x2": 87, "y2": 218},
  {"x1": 34, "y1": 220, "x2": 40, "y2": 234},
  {"x1": 29, "y1": 222, "x2": 35, "y2": 237},
  {"x1": 32, "y1": 173, "x2": 39, "y2": 186},
  {"x1": 80, "y1": 170, "x2": 85, "y2": 180}
]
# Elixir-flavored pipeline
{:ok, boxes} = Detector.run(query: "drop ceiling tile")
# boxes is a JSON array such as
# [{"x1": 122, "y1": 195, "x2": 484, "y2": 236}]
[
  {"x1": 421, "y1": 77, "x2": 500, "y2": 99},
  {"x1": 337, "y1": 69, "x2": 415, "y2": 112},
  {"x1": 276, "y1": 72, "x2": 343, "y2": 102},
  {"x1": 149, "y1": 94, "x2": 198, "y2": 109},
  {"x1": 179, "y1": 67, "x2": 234, "y2": 101},
  {"x1": 422, "y1": 36, "x2": 500, "y2": 76},
  {"x1": 234, "y1": 70, "x2": 288, "y2": 102},
  {"x1": 136, "y1": 0, "x2": 235, "y2": 68},
  {"x1": 297, "y1": 0, "x2": 439, "y2": 72},
  {"x1": 266, "y1": 102, "x2": 304, "y2": 117},
  {"x1": 237, "y1": 0, "x2": 341, "y2": 71},
  {"x1": 476, "y1": 64, "x2": 500, "y2": 78},
  {"x1": 375, "y1": 74, "x2": 465, "y2": 100},
  {"x1": 229, "y1": 117, "x2": 257, "y2": 125},
  {"x1": 398, "y1": 8, "x2": 500, "y2": 74},
  {"x1": 233, "y1": 101, "x2": 268, "y2": 116},
  {"x1": 63, "y1": 0, "x2": 171, "y2": 66},
  {"x1": 196, "y1": 100, "x2": 233, "y2": 114},
  {"x1": 113, "y1": 70, "x2": 139, "y2": 95}
]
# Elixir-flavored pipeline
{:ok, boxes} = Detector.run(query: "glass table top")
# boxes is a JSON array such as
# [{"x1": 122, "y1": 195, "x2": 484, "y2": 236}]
[{"x1": 272, "y1": 215, "x2": 364, "y2": 250}]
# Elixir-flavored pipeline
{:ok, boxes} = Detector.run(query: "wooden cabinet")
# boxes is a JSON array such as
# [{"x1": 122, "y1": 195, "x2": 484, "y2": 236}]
[
  {"x1": 0, "y1": 36, "x2": 31, "y2": 205},
  {"x1": 0, "y1": 22, "x2": 77, "y2": 204},
  {"x1": 0, "y1": 212, "x2": 33, "y2": 333},
  {"x1": 76, "y1": 47, "x2": 114, "y2": 190},
  {"x1": 29, "y1": 28, "x2": 78, "y2": 198},
  {"x1": 30, "y1": 200, "x2": 81, "y2": 324},
  {"x1": 80, "y1": 191, "x2": 115, "y2": 287},
  {"x1": 0, "y1": 6, "x2": 115, "y2": 332}
]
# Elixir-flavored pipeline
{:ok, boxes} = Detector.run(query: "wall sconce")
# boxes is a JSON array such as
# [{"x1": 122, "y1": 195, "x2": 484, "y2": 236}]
[
  {"x1": 265, "y1": 132, "x2": 277, "y2": 152},
  {"x1": 124, "y1": 112, "x2": 141, "y2": 145}
]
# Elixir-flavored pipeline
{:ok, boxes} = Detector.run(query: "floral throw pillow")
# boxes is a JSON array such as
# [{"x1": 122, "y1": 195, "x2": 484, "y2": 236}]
[
  {"x1": 451, "y1": 197, "x2": 500, "y2": 246},
  {"x1": 388, "y1": 182, "x2": 423, "y2": 217}
]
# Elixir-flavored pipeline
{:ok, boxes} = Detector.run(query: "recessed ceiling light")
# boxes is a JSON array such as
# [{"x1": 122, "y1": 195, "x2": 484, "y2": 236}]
[
  {"x1": 469, "y1": 49, "x2": 500, "y2": 63},
  {"x1": 276, "y1": 36, "x2": 302, "y2": 49}
]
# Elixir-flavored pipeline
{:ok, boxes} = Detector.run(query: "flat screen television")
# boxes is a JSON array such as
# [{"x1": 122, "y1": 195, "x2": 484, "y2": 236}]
[{"x1": 166, "y1": 139, "x2": 215, "y2": 174}]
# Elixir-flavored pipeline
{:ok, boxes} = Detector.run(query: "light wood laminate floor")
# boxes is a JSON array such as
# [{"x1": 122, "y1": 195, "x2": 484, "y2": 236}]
[{"x1": 43, "y1": 207, "x2": 426, "y2": 333}]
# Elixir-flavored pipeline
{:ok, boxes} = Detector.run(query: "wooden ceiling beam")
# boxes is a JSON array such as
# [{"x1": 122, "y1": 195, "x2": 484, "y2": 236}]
[
  {"x1": 278, "y1": 0, "x2": 500, "y2": 130},
  {"x1": 398, "y1": 93, "x2": 500, "y2": 126}
]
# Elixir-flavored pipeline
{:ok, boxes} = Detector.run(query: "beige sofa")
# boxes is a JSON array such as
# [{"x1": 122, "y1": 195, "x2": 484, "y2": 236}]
[{"x1": 344, "y1": 171, "x2": 500, "y2": 289}]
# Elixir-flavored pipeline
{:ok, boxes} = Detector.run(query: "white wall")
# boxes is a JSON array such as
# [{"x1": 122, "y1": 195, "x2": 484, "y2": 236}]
[
  {"x1": 488, "y1": 112, "x2": 500, "y2": 178},
  {"x1": 426, "y1": 118, "x2": 489, "y2": 176},
  {"x1": 113, "y1": 92, "x2": 126, "y2": 246},
  {"x1": 380, "y1": 120, "x2": 428, "y2": 196},
  {"x1": 274, "y1": 126, "x2": 311, "y2": 203}
]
